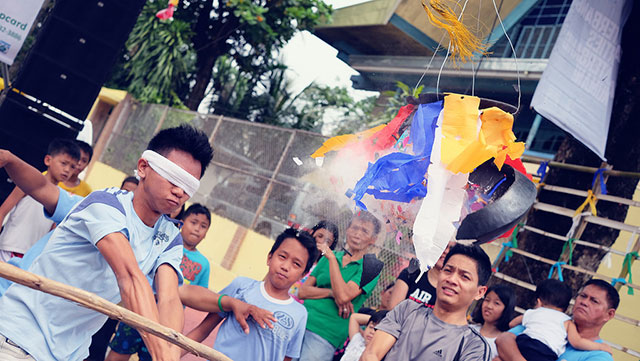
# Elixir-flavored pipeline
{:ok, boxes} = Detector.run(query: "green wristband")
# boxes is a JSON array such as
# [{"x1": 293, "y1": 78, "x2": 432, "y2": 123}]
[{"x1": 218, "y1": 294, "x2": 227, "y2": 312}]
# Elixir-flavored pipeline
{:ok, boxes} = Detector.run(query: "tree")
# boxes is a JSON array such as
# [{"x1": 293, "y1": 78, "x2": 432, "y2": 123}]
[
  {"x1": 175, "y1": 0, "x2": 332, "y2": 110},
  {"x1": 106, "y1": 1, "x2": 195, "y2": 107},
  {"x1": 498, "y1": 4, "x2": 640, "y2": 307}
]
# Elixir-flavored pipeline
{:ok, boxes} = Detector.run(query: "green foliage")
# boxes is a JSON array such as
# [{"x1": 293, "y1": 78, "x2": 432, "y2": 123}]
[{"x1": 108, "y1": 2, "x2": 195, "y2": 106}]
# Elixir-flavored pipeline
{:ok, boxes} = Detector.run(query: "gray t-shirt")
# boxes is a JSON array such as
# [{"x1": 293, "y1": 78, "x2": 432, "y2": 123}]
[{"x1": 376, "y1": 300, "x2": 491, "y2": 361}]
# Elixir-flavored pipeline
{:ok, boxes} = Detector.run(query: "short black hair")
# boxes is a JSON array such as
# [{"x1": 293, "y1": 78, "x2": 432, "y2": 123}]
[
  {"x1": 147, "y1": 125, "x2": 214, "y2": 177},
  {"x1": 368, "y1": 310, "x2": 388, "y2": 326},
  {"x1": 535, "y1": 279, "x2": 572, "y2": 311},
  {"x1": 312, "y1": 220, "x2": 339, "y2": 250},
  {"x1": 348, "y1": 210, "x2": 381, "y2": 236},
  {"x1": 76, "y1": 140, "x2": 93, "y2": 161},
  {"x1": 472, "y1": 284, "x2": 516, "y2": 331},
  {"x1": 269, "y1": 228, "x2": 318, "y2": 273},
  {"x1": 182, "y1": 203, "x2": 211, "y2": 224},
  {"x1": 48, "y1": 138, "x2": 81, "y2": 161},
  {"x1": 121, "y1": 176, "x2": 139, "y2": 188},
  {"x1": 443, "y1": 244, "x2": 492, "y2": 285},
  {"x1": 584, "y1": 279, "x2": 620, "y2": 310}
]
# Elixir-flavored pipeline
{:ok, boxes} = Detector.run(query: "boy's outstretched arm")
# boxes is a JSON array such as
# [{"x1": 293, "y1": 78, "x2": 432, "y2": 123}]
[
  {"x1": 98, "y1": 232, "x2": 177, "y2": 361},
  {"x1": 0, "y1": 149, "x2": 59, "y2": 214},
  {"x1": 155, "y1": 264, "x2": 185, "y2": 359},
  {"x1": 182, "y1": 312, "x2": 223, "y2": 356},
  {"x1": 179, "y1": 284, "x2": 276, "y2": 333},
  {"x1": 495, "y1": 332, "x2": 526, "y2": 361},
  {"x1": 565, "y1": 320, "x2": 612, "y2": 354}
]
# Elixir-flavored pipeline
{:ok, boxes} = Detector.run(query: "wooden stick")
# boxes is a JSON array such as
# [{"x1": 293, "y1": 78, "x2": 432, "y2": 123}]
[{"x1": 0, "y1": 262, "x2": 232, "y2": 361}]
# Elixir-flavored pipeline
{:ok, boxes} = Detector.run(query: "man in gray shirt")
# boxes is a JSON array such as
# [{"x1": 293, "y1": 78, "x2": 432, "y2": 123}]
[{"x1": 360, "y1": 244, "x2": 492, "y2": 361}]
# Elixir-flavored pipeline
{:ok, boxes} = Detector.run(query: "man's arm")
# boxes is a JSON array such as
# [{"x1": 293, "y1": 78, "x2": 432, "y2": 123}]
[
  {"x1": 155, "y1": 264, "x2": 185, "y2": 359},
  {"x1": 388, "y1": 279, "x2": 409, "y2": 309},
  {"x1": 297, "y1": 276, "x2": 333, "y2": 299},
  {"x1": 359, "y1": 330, "x2": 397, "y2": 361},
  {"x1": 0, "y1": 149, "x2": 59, "y2": 214},
  {"x1": 494, "y1": 332, "x2": 526, "y2": 361},
  {"x1": 179, "y1": 284, "x2": 276, "y2": 333},
  {"x1": 97, "y1": 232, "x2": 175, "y2": 361}
]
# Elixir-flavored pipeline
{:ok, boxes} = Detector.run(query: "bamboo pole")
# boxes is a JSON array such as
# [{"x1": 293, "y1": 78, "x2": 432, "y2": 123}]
[
  {"x1": 0, "y1": 262, "x2": 232, "y2": 361},
  {"x1": 521, "y1": 155, "x2": 640, "y2": 178}
]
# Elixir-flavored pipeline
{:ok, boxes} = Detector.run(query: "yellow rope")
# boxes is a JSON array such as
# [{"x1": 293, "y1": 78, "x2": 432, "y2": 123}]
[{"x1": 421, "y1": 0, "x2": 488, "y2": 66}]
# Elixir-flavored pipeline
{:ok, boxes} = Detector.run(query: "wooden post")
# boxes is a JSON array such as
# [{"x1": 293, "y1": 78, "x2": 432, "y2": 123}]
[{"x1": 0, "y1": 262, "x2": 232, "y2": 361}]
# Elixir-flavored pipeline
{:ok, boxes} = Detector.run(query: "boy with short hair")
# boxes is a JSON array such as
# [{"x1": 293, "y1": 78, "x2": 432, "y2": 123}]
[
  {"x1": 59, "y1": 140, "x2": 93, "y2": 196},
  {"x1": 341, "y1": 310, "x2": 388, "y2": 361},
  {"x1": 506, "y1": 279, "x2": 611, "y2": 361},
  {"x1": 184, "y1": 228, "x2": 319, "y2": 361},
  {"x1": 0, "y1": 138, "x2": 80, "y2": 262},
  {"x1": 106, "y1": 203, "x2": 213, "y2": 361}
]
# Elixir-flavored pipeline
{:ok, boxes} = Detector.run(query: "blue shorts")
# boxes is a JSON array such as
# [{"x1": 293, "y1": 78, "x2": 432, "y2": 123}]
[{"x1": 109, "y1": 323, "x2": 151, "y2": 361}]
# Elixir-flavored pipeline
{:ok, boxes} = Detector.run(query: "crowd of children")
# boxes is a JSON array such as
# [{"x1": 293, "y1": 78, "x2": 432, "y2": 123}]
[{"x1": 0, "y1": 126, "x2": 622, "y2": 361}]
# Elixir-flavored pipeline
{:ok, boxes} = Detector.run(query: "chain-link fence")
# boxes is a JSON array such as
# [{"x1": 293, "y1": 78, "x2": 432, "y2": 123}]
[{"x1": 100, "y1": 99, "x2": 416, "y2": 307}]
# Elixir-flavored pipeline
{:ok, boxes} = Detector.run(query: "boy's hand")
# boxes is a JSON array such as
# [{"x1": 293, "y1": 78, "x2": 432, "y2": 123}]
[
  {"x1": 228, "y1": 298, "x2": 276, "y2": 334},
  {"x1": 600, "y1": 343, "x2": 612, "y2": 354}
]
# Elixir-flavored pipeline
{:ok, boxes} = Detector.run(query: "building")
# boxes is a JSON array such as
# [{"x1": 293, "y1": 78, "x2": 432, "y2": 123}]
[{"x1": 314, "y1": 0, "x2": 574, "y2": 158}]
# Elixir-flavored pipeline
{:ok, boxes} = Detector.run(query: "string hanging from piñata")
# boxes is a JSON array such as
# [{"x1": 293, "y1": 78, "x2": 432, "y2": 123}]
[{"x1": 421, "y1": 0, "x2": 488, "y2": 66}]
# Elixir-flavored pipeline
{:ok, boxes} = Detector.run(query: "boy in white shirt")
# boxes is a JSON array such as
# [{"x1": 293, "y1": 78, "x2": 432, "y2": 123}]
[
  {"x1": 506, "y1": 279, "x2": 611, "y2": 360},
  {"x1": 341, "y1": 310, "x2": 388, "y2": 361}
]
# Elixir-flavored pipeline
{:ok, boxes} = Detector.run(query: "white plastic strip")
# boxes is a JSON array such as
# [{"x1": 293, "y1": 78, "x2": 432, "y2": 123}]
[{"x1": 141, "y1": 150, "x2": 200, "y2": 197}]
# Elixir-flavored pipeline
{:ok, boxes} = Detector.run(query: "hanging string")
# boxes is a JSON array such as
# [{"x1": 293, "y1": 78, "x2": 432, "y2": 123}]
[
  {"x1": 574, "y1": 190, "x2": 597, "y2": 217},
  {"x1": 435, "y1": 0, "x2": 472, "y2": 98},
  {"x1": 414, "y1": 0, "x2": 464, "y2": 90},
  {"x1": 559, "y1": 238, "x2": 576, "y2": 266},
  {"x1": 591, "y1": 168, "x2": 608, "y2": 195},
  {"x1": 548, "y1": 262, "x2": 566, "y2": 282},
  {"x1": 621, "y1": 251, "x2": 638, "y2": 295},
  {"x1": 471, "y1": 0, "x2": 482, "y2": 96},
  {"x1": 491, "y1": 0, "x2": 521, "y2": 113}
]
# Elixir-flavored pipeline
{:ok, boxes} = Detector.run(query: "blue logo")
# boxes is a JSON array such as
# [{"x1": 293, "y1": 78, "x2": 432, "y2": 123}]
[
  {"x1": 0, "y1": 40, "x2": 10, "y2": 54},
  {"x1": 274, "y1": 311, "x2": 294, "y2": 329}
]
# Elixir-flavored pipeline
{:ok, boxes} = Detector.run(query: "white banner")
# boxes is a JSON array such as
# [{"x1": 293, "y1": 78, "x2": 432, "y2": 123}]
[
  {"x1": 0, "y1": 0, "x2": 45, "y2": 65},
  {"x1": 531, "y1": 0, "x2": 631, "y2": 160}
]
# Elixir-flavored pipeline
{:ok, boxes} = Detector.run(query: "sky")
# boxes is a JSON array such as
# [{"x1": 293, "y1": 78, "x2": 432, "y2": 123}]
[{"x1": 279, "y1": 0, "x2": 378, "y2": 101}]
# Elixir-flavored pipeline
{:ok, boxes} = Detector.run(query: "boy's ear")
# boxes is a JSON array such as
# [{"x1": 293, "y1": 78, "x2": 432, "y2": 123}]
[
  {"x1": 44, "y1": 154, "x2": 52, "y2": 166},
  {"x1": 137, "y1": 158, "x2": 149, "y2": 180}
]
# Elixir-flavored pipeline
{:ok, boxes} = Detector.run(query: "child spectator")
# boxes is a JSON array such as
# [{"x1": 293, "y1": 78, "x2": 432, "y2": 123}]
[
  {"x1": 0, "y1": 138, "x2": 80, "y2": 262},
  {"x1": 185, "y1": 228, "x2": 318, "y2": 361},
  {"x1": 106, "y1": 203, "x2": 212, "y2": 361},
  {"x1": 290, "y1": 220, "x2": 339, "y2": 302},
  {"x1": 120, "y1": 176, "x2": 139, "y2": 192},
  {"x1": 470, "y1": 284, "x2": 516, "y2": 359},
  {"x1": 507, "y1": 279, "x2": 611, "y2": 360},
  {"x1": 59, "y1": 140, "x2": 93, "y2": 196},
  {"x1": 341, "y1": 310, "x2": 388, "y2": 361}
]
